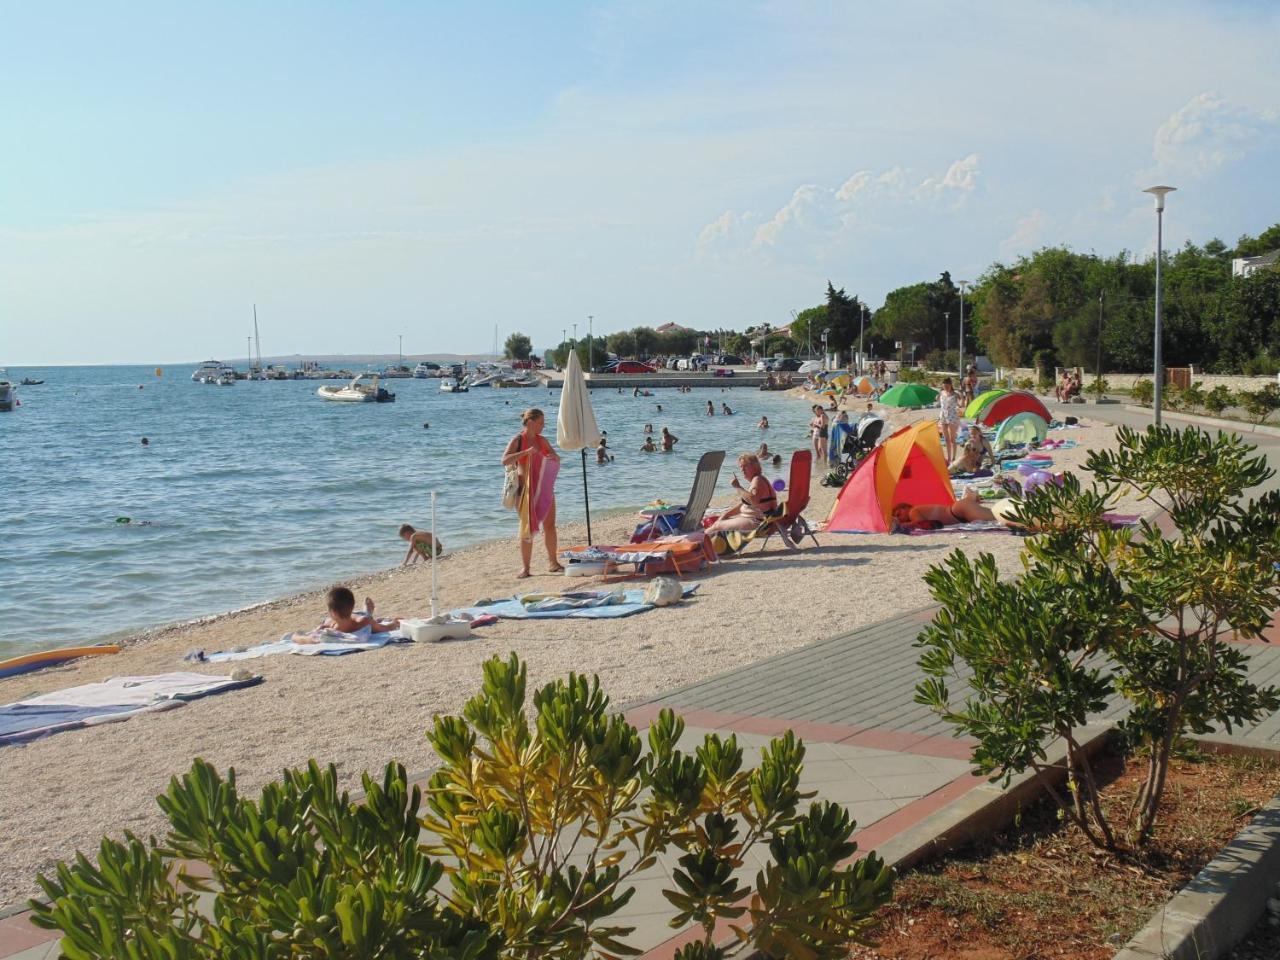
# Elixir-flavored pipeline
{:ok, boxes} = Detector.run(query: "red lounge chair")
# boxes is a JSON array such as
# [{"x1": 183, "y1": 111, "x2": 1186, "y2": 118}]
[{"x1": 756, "y1": 450, "x2": 820, "y2": 550}]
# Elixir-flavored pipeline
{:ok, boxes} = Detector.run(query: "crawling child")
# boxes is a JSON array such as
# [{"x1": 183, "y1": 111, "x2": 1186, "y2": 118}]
[
  {"x1": 322, "y1": 586, "x2": 400, "y2": 634},
  {"x1": 399, "y1": 524, "x2": 443, "y2": 566}
]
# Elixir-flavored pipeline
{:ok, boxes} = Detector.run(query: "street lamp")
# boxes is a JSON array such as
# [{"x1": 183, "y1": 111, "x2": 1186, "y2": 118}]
[
  {"x1": 943, "y1": 311, "x2": 950, "y2": 361},
  {"x1": 858, "y1": 303, "x2": 866, "y2": 375},
  {"x1": 1143, "y1": 185, "x2": 1176, "y2": 426},
  {"x1": 957, "y1": 281, "x2": 971, "y2": 379},
  {"x1": 587, "y1": 315, "x2": 593, "y2": 372},
  {"x1": 822, "y1": 328, "x2": 829, "y2": 370}
]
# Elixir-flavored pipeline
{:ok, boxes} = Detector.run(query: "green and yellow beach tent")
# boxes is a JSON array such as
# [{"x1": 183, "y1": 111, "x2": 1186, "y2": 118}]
[
  {"x1": 994, "y1": 411, "x2": 1048, "y2": 449},
  {"x1": 878, "y1": 382, "x2": 938, "y2": 408},
  {"x1": 965, "y1": 388, "x2": 1009, "y2": 420}
]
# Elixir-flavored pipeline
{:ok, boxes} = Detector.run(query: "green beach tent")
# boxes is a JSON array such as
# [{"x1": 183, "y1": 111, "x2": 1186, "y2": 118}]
[
  {"x1": 879, "y1": 382, "x2": 939, "y2": 408},
  {"x1": 965, "y1": 388, "x2": 1008, "y2": 420},
  {"x1": 994, "y1": 411, "x2": 1048, "y2": 449}
]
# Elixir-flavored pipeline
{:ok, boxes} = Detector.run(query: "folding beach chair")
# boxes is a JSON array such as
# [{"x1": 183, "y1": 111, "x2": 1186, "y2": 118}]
[
  {"x1": 756, "y1": 449, "x2": 820, "y2": 551},
  {"x1": 678, "y1": 451, "x2": 726, "y2": 534}
]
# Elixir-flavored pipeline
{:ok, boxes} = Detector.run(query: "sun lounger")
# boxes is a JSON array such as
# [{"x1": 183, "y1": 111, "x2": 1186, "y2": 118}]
[{"x1": 755, "y1": 450, "x2": 820, "y2": 551}]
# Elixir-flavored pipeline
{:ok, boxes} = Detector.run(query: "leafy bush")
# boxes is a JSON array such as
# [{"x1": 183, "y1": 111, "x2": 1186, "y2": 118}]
[
  {"x1": 1087, "y1": 377, "x2": 1109, "y2": 397},
  {"x1": 1015, "y1": 376, "x2": 1035, "y2": 391},
  {"x1": 924, "y1": 349, "x2": 960, "y2": 373},
  {"x1": 1238, "y1": 383, "x2": 1280, "y2": 425},
  {"x1": 1178, "y1": 380, "x2": 1205, "y2": 414},
  {"x1": 916, "y1": 426, "x2": 1280, "y2": 849},
  {"x1": 898, "y1": 366, "x2": 933, "y2": 384},
  {"x1": 1130, "y1": 378, "x2": 1154, "y2": 405},
  {"x1": 1203, "y1": 385, "x2": 1234, "y2": 416},
  {"x1": 1242, "y1": 352, "x2": 1280, "y2": 377},
  {"x1": 32, "y1": 655, "x2": 895, "y2": 960}
]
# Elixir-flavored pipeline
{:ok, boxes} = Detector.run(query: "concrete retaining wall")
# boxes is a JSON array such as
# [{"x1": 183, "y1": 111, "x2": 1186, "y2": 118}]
[{"x1": 1003, "y1": 367, "x2": 1278, "y2": 391}]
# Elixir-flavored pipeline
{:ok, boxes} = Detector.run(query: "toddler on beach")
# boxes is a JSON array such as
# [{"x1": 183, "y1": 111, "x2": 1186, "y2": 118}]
[
  {"x1": 322, "y1": 586, "x2": 400, "y2": 633},
  {"x1": 399, "y1": 524, "x2": 443, "y2": 565}
]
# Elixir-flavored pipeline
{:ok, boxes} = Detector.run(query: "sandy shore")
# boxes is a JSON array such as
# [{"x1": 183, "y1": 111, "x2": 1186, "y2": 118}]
[{"x1": 0, "y1": 409, "x2": 1136, "y2": 909}]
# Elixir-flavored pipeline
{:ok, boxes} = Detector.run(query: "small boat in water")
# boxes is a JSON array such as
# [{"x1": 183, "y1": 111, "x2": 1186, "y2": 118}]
[
  {"x1": 19, "y1": 378, "x2": 43, "y2": 385},
  {"x1": 0, "y1": 381, "x2": 13, "y2": 412},
  {"x1": 192, "y1": 360, "x2": 234, "y2": 383},
  {"x1": 413, "y1": 362, "x2": 438, "y2": 378},
  {"x1": 440, "y1": 377, "x2": 469, "y2": 393},
  {"x1": 317, "y1": 374, "x2": 395, "y2": 403}
]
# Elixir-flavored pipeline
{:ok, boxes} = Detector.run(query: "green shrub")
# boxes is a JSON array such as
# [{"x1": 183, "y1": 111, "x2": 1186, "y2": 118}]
[
  {"x1": 1238, "y1": 383, "x2": 1280, "y2": 425},
  {"x1": 1130, "y1": 379, "x2": 1154, "y2": 405},
  {"x1": 1015, "y1": 376, "x2": 1035, "y2": 391},
  {"x1": 32, "y1": 655, "x2": 894, "y2": 960},
  {"x1": 1088, "y1": 377, "x2": 1109, "y2": 397},
  {"x1": 1203, "y1": 385, "x2": 1234, "y2": 416},
  {"x1": 1241, "y1": 352, "x2": 1280, "y2": 377},
  {"x1": 1179, "y1": 381, "x2": 1205, "y2": 414},
  {"x1": 916, "y1": 426, "x2": 1280, "y2": 849}
]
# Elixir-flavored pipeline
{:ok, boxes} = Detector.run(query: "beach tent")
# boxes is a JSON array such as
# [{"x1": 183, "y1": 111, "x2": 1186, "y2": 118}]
[
  {"x1": 826, "y1": 421, "x2": 954, "y2": 533},
  {"x1": 879, "y1": 383, "x2": 939, "y2": 408},
  {"x1": 977, "y1": 391, "x2": 1052, "y2": 427},
  {"x1": 995, "y1": 412, "x2": 1048, "y2": 448},
  {"x1": 965, "y1": 388, "x2": 1009, "y2": 420}
]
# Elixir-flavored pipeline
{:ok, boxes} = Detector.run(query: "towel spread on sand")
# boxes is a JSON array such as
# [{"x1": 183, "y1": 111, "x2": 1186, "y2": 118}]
[
  {"x1": 0, "y1": 672, "x2": 262, "y2": 746},
  {"x1": 203, "y1": 625, "x2": 409, "y2": 663},
  {"x1": 454, "y1": 585, "x2": 698, "y2": 621}
]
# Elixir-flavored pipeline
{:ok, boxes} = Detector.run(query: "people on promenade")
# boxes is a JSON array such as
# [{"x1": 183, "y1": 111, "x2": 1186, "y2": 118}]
[
  {"x1": 938, "y1": 377, "x2": 960, "y2": 464},
  {"x1": 501, "y1": 407, "x2": 561, "y2": 578},
  {"x1": 708, "y1": 453, "x2": 779, "y2": 534}
]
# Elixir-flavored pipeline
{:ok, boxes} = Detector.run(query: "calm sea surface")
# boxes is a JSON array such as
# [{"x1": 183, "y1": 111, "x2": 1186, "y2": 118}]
[{"x1": 1, "y1": 365, "x2": 812, "y2": 655}]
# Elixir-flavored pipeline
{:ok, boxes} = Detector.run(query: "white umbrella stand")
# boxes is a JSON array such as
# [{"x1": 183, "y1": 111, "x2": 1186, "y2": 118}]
[
  {"x1": 556, "y1": 351, "x2": 603, "y2": 545},
  {"x1": 402, "y1": 491, "x2": 474, "y2": 642}
]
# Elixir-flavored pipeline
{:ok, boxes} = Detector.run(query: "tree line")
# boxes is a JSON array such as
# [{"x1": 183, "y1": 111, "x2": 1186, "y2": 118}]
[{"x1": 500, "y1": 221, "x2": 1279, "y2": 374}]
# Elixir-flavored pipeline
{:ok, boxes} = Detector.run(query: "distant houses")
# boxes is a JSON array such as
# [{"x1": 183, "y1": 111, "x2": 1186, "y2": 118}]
[{"x1": 1232, "y1": 249, "x2": 1280, "y2": 278}]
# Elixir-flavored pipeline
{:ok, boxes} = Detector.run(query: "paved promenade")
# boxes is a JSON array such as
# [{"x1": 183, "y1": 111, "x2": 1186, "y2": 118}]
[{"x1": 4, "y1": 402, "x2": 1278, "y2": 958}]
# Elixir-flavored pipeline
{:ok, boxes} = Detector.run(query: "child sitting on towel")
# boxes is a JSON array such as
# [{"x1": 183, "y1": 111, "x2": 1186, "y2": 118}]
[
  {"x1": 322, "y1": 586, "x2": 400, "y2": 633},
  {"x1": 399, "y1": 524, "x2": 443, "y2": 566}
]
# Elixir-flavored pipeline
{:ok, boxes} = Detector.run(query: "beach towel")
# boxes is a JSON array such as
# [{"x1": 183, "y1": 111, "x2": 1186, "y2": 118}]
[
  {"x1": 453, "y1": 585, "x2": 698, "y2": 621},
  {"x1": 202, "y1": 625, "x2": 409, "y2": 663},
  {"x1": 519, "y1": 437, "x2": 560, "y2": 541},
  {"x1": 905, "y1": 520, "x2": 1012, "y2": 536},
  {"x1": 0, "y1": 672, "x2": 262, "y2": 746}
]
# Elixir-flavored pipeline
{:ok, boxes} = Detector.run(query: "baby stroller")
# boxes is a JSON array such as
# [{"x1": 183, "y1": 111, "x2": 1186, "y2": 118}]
[{"x1": 826, "y1": 416, "x2": 886, "y2": 484}]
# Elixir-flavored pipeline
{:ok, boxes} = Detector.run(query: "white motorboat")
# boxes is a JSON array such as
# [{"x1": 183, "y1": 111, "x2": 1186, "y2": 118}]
[
  {"x1": 192, "y1": 360, "x2": 233, "y2": 383},
  {"x1": 217, "y1": 372, "x2": 236, "y2": 386},
  {"x1": 413, "y1": 362, "x2": 437, "y2": 378},
  {"x1": 440, "y1": 377, "x2": 468, "y2": 393},
  {"x1": 317, "y1": 374, "x2": 396, "y2": 403},
  {"x1": 0, "y1": 381, "x2": 13, "y2": 412}
]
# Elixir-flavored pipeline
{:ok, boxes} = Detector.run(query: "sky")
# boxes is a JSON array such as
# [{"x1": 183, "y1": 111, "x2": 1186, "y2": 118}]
[{"x1": 2, "y1": 0, "x2": 1279, "y2": 365}]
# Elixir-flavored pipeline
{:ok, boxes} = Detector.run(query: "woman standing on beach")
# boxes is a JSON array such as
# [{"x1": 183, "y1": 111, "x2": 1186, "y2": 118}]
[
  {"x1": 501, "y1": 408, "x2": 562, "y2": 578},
  {"x1": 937, "y1": 378, "x2": 960, "y2": 464},
  {"x1": 809, "y1": 405, "x2": 829, "y2": 462}
]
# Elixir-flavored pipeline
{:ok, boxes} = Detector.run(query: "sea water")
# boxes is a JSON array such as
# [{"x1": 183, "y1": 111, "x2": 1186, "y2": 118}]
[{"x1": 0, "y1": 365, "x2": 815, "y2": 655}]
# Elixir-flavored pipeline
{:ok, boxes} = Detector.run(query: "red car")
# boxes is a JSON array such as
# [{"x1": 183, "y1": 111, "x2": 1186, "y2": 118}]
[{"x1": 604, "y1": 360, "x2": 657, "y2": 374}]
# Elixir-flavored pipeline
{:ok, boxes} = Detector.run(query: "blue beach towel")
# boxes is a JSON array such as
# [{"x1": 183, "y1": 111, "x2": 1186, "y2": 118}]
[{"x1": 453, "y1": 585, "x2": 698, "y2": 621}]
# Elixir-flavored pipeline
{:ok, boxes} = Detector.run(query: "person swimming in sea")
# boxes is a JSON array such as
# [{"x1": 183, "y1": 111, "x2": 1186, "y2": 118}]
[
  {"x1": 661, "y1": 427, "x2": 678, "y2": 451},
  {"x1": 640, "y1": 436, "x2": 657, "y2": 452}
]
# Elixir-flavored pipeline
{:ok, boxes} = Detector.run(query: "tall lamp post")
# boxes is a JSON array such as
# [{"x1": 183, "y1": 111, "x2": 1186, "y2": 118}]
[
  {"x1": 858, "y1": 303, "x2": 866, "y2": 375},
  {"x1": 943, "y1": 311, "x2": 950, "y2": 361},
  {"x1": 957, "y1": 281, "x2": 971, "y2": 379},
  {"x1": 821, "y1": 328, "x2": 829, "y2": 370},
  {"x1": 587, "y1": 315, "x2": 593, "y2": 372},
  {"x1": 1096, "y1": 291, "x2": 1104, "y2": 387},
  {"x1": 1143, "y1": 185, "x2": 1176, "y2": 426}
]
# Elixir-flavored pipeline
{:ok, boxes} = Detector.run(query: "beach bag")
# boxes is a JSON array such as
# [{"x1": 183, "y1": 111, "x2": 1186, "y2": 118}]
[
  {"x1": 645, "y1": 576, "x2": 682, "y2": 606},
  {"x1": 501, "y1": 437, "x2": 522, "y2": 510}
]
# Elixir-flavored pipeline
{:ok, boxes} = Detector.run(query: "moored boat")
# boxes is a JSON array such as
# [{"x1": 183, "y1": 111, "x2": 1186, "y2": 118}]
[
  {"x1": 440, "y1": 377, "x2": 469, "y2": 393},
  {"x1": 318, "y1": 374, "x2": 395, "y2": 402},
  {"x1": 0, "y1": 381, "x2": 13, "y2": 412}
]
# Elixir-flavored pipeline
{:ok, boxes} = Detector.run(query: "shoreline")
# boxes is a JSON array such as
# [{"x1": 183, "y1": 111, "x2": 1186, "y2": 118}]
[{"x1": 0, "y1": 411, "x2": 1135, "y2": 911}]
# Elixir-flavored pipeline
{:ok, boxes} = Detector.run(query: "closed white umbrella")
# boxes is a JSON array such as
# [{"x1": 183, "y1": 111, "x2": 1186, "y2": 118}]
[{"x1": 556, "y1": 350, "x2": 603, "y2": 543}]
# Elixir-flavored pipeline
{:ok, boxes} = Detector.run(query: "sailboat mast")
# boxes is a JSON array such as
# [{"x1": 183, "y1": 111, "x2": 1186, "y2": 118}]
[{"x1": 253, "y1": 305, "x2": 262, "y2": 372}]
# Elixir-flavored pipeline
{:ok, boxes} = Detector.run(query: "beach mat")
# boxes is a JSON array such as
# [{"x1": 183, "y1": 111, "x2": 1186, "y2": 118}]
[
  {"x1": 454, "y1": 585, "x2": 698, "y2": 621},
  {"x1": 0, "y1": 672, "x2": 262, "y2": 746},
  {"x1": 201, "y1": 626, "x2": 409, "y2": 663}
]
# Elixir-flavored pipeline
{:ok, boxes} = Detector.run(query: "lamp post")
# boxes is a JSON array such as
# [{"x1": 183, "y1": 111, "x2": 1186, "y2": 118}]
[
  {"x1": 957, "y1": 280, "x2": 971, "y2": 380},
  {"x1": 943, "y1": 311, "x2": 950, "y2": 361},
  {"x1": 1143, "y1": 185, "x2": 1176, "y2": 426},
  {"x1": 1096, "y1": 291, "x2": 1104, "y2": 389},
  {"x1": 858, "y1": 303, "x2": 866, "y2": 375},
  {"x1": 587, "y1": 315, "x2": 593, "y2": 373}
]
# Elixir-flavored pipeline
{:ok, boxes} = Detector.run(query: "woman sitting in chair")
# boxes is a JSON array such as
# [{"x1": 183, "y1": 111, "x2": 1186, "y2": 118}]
[{"x1": 708, "y1": 453, "x2": 779, "y2": 533}]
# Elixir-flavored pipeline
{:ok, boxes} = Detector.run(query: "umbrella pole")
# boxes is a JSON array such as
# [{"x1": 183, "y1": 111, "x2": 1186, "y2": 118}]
[{"x1": 581, "y1": 449, "x2": 593, "y2": 545}]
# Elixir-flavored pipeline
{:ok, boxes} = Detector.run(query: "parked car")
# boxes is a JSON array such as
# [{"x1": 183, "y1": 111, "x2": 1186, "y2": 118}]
[
  {"x1": 601, "y1": 359, "x2": 657, "y2": 374},
  {"x1": 773, "y1": 358, "x2": 803, "y2": 373},
  {"x1": 755, "y1": 358, "x2": 777, "y2": 372},
  {"x1": 716, "y1": 354, "x2": 745, "y2": 366}
]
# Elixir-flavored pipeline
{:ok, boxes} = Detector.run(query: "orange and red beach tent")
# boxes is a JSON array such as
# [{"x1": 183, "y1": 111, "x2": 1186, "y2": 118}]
[{"x1": 826, "y1": 421, "x2": 955, "y2": 533}]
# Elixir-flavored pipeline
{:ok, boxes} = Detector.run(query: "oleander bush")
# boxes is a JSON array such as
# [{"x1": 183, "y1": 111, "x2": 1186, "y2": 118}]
[
  {"x1": 1238, "y1": 383, "x2": 1280, "y2": 425},
  {"x1": 1203, "y1": 384, "x2": 1234, "y2": 416},
  {"x1": 916, "y1": 425, "x2": 1280, "y2": 849},
  {"x1": 32, "y1": 654, "x2": 894, "y2": 960},
  {"x1": 1129, "y1": 378, "x2": 1154, "y2": 406},
  {"x1": 1088, "y1": 377, "x2": 1109, "y2": 397}
]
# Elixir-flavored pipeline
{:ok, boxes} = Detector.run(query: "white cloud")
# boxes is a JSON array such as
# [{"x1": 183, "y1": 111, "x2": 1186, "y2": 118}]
[
  {"x1": 695, "y1": 209, "x2": 754, "y2": 258},
  {"x1": 914, "y1": 153, "x2": 981, "y2": 201},
  {"x1": 835, "y1": 170, "x2": 872, "y2": 202},
  {"x1": 751, "y1": 184, "x2": 824, "y2": 249},
  {"x1": 1147, "y1": 92, "x2": 1279, "y2": 180},
  {"x1": 1000, "y1": 208, "x2": 1047, "y2": 256}
]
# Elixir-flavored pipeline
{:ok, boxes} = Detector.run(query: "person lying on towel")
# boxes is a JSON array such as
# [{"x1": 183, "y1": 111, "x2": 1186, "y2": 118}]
[
  {"x1": 708, "y1": 453, "x2": 780, "y2": 533},
  {"x1": 321, "y1": 586, "x2": 401, "y2": 634},
  {"x1": 892, "y1": 487, "x2": 1007, "y2": 531}
]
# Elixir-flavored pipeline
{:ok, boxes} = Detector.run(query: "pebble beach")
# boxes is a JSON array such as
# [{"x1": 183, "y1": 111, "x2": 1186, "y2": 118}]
[{"x1": 0, "y1": 404, "x2": 1140, "y2": 911}]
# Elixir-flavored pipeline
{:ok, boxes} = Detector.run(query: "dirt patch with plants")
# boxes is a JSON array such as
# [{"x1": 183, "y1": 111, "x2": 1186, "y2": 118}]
[{"x1": 850, "y1": 750, "x2": 1280, "y2": 960}]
